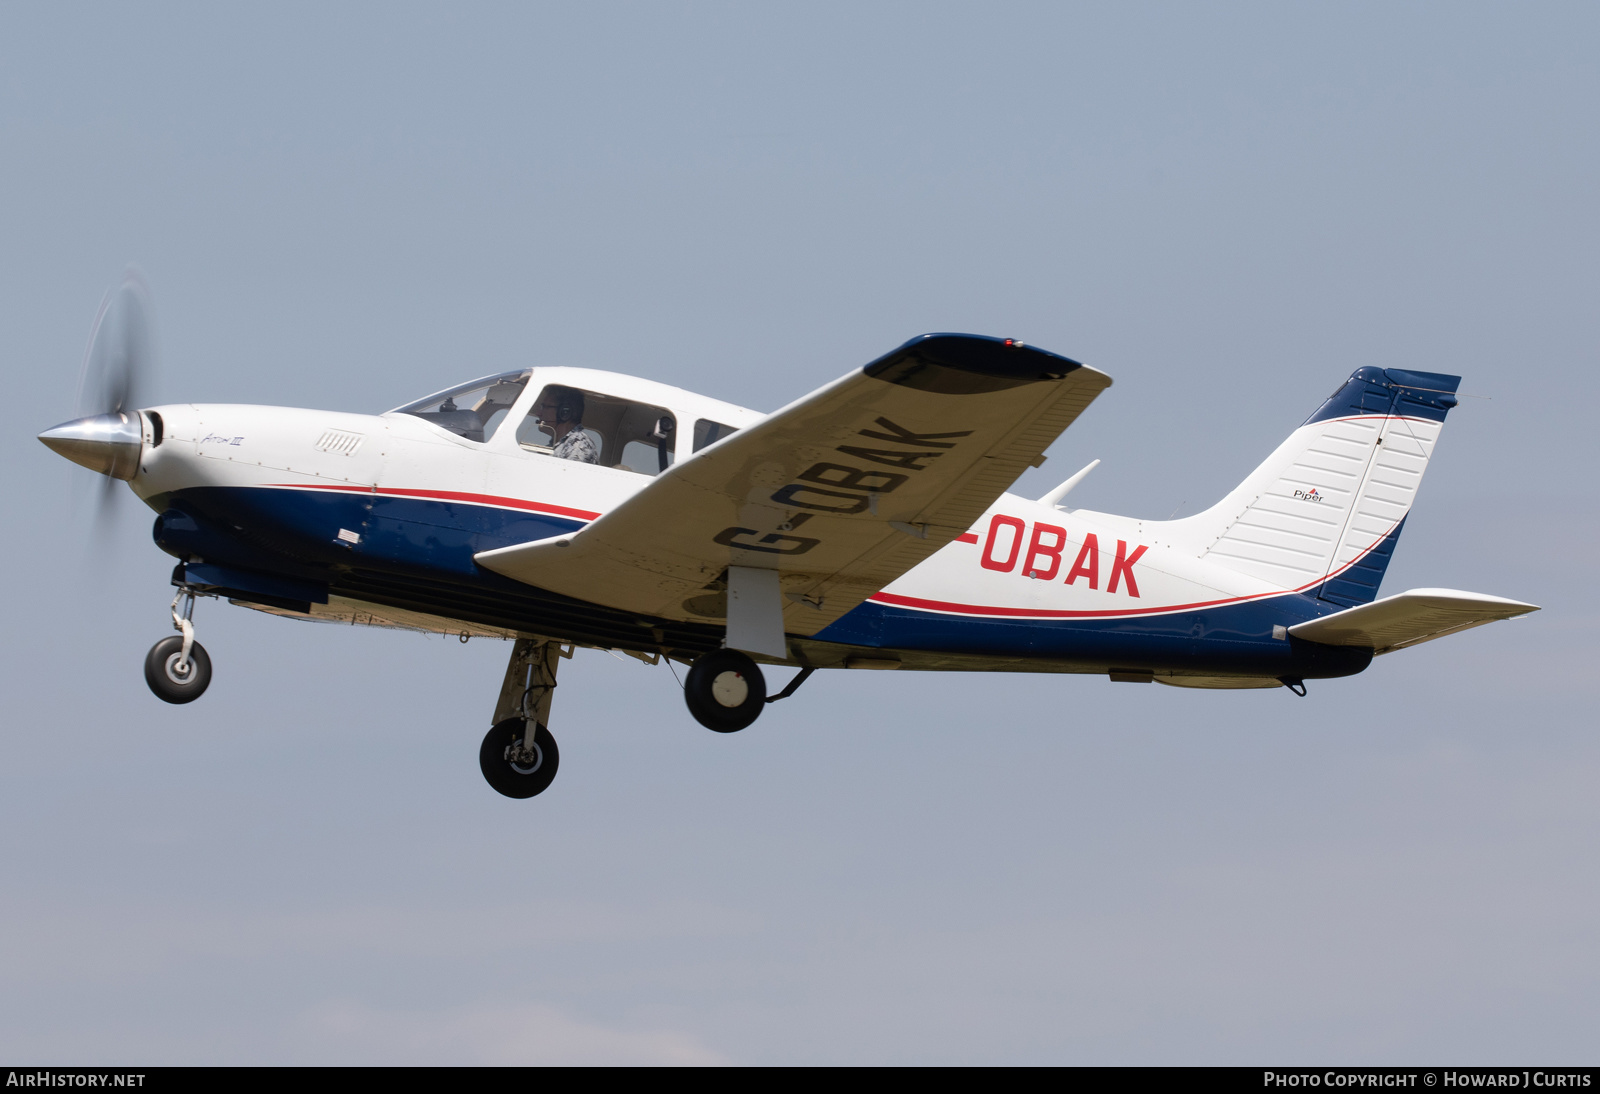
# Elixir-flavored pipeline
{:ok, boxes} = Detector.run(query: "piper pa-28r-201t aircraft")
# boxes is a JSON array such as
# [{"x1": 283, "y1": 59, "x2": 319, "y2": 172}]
[{"x1": 42, "y1": 278, "x2": 1539, "y2": 798}]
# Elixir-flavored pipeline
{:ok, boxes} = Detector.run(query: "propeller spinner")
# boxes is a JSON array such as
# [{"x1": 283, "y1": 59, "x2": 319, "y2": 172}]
[{"x1": 38, "y1": 271, "x2": 156, "y2": 483}]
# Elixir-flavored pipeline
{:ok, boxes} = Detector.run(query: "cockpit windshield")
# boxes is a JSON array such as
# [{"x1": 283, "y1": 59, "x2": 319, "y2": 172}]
[
  {"x1": 393, "y1": 371, "x2": 530, "y2": 442},
  {"x1": 393, "y1": 371, "x2": 706, "y2": 478}
]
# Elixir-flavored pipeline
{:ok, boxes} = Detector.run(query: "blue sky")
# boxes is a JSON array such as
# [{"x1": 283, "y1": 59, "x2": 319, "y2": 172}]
[{"x1": 2, "y1": 2, "x2": 1596, "y2": 1063}]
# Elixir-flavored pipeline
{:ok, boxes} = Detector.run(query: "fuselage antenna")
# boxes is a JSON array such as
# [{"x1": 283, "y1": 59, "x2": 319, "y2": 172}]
[{"x1": 1038, "y1": 458, "x2": 1101, "y2": 510}]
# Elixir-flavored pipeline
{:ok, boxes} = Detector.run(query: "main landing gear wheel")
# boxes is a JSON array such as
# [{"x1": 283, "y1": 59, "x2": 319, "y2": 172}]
[
  {"x1": 480, "y1": 718, "x2": 560, "y2": 799},
  {"x1": 685, "y1": 649, "x2": 766, "y2": 733},
  {"x1": 143, "y1": 635, "x2": 212, "y2": 704}
]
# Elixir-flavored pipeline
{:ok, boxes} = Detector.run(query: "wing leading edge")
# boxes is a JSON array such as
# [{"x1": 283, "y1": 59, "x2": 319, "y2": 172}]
[{"x1": 475, "y1": 334, "x2": 1112, "y2": 654}]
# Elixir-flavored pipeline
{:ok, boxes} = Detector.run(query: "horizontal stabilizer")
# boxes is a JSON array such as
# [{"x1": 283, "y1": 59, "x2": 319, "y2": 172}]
[{"x1": 1288, "y1": 588, "x2": 1538, "y2": 655}]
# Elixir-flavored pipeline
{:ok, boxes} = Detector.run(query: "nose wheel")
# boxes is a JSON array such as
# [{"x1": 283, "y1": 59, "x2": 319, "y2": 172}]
[
  {"x1": 144, "y1": 587, "x2": 212, "y2": 704},
  {"x1": 144, "y1": 635, "x2": 212, "y2": 703},
  {"x1": 479, "y1": 637, "x2": 570, "y2": 798}
]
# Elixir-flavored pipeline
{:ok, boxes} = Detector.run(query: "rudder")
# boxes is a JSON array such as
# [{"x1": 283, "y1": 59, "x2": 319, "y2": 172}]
[{"x1": 1163, "y1": 367, "x2": 1460, "y2": 606}]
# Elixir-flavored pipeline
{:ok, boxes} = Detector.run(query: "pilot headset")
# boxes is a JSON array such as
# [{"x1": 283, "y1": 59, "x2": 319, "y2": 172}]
[{"x1": 550, "y1": 387, "x2": 584, "y2": 424}]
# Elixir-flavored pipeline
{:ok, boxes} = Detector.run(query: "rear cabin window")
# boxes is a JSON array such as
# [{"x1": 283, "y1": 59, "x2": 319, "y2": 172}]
[
  {"x1": 517, "y1": 384, "x2": 677, "y2": 476},
  {"x1": 693, "y1": 419, "x2": 738, "y2": 452},
  {"x1": 394, "y1": 371, "x2": 530, "y2": 443}
]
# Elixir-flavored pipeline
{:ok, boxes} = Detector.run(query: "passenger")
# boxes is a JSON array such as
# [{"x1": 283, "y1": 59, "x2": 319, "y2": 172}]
[{"x1": 536, "y1": 386, "x2": 599, "y2": 463}]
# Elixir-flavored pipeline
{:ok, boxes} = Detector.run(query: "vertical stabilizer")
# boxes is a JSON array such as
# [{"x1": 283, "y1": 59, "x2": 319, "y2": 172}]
[{"x1": 1161, "y1": 368, "x2": 1460, "y2": 606}]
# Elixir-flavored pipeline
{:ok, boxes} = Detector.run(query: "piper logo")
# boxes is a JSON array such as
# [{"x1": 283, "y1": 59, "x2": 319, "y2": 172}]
[{"x1": 1293, "y1": 488, "x2": 1324, "y2": 502}]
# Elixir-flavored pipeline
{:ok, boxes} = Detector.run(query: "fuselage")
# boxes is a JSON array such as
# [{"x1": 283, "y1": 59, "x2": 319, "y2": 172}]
[{"x1": 127, "y1": 366, "x2": 1370, "y2": 686}]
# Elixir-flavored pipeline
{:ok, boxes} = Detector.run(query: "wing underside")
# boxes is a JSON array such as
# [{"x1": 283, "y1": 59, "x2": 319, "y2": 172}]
[{"x1": 476, "y1": 334, "x2": 1112, "y2": 651}]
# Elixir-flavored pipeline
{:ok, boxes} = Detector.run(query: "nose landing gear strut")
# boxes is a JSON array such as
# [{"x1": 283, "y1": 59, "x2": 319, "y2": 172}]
[
  {"x1": 479, "y1": 637, "x2": 570, "y2": 798},
  {"x1": 144, "y1": 587, "x2": 213, "y2": 704}
]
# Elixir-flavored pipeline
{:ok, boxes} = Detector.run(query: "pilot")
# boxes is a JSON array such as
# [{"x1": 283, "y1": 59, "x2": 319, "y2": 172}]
[{"x1": 536, "y1": 386, "x2": 599, "y2": 463}]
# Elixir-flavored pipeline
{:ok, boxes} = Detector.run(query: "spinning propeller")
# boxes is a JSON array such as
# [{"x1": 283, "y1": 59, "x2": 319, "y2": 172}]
[{"x1": 38, "y1": 271, "x2": 158, "y2": 516}]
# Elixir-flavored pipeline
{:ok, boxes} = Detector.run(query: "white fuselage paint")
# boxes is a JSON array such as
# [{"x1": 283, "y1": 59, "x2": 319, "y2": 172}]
[{"x1": 131, "y1": 368, "x2": 1401, "y2": 639}]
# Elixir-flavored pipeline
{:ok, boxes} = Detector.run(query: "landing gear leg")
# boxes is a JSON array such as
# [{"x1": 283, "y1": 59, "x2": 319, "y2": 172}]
[
  {"x1": 144, "y1": 587, "x2": 212, "y2": 704},
  {"x1": 479, "y1": 636, "x2": 568, "y2": 799}
]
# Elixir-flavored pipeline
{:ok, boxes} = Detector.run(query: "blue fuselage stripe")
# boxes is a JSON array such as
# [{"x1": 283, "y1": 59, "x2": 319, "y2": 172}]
[{"x1": 162, "y1": 484, "x2": 1369, "y2": 677}]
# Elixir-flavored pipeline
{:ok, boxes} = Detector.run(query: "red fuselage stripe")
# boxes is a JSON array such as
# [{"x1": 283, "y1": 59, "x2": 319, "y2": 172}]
[
  {"x1": 869, "y1": 587, "x2": 1289, "y2": 619},
  {"x1": 271, "y1": 416, "x2": 1408, "y2": 623},
  {"x1": 870, "y1": 519, "x2": 1402, "y2": 620},
  {"x1": 262, "y1": 482, "x2": 600, "y2": 521}
]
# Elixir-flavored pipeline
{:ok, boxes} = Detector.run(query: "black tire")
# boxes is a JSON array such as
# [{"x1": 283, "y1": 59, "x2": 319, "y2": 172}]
[
  {"x1": 479, "y1": 718, "x2": 560, "y2": 799},
  {"x1": 143, "y1": 636, "x2": 212, "y2": 704},
  {"x1": 684, "y1": 649, "x2": 766, "y2": 733}
]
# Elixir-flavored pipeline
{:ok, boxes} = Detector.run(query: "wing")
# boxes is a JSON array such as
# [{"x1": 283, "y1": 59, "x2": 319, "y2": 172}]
[
  {"x1": 1288, "y1": 588, "x2": 1539, "y2": 654},
  {"x1": 476, "y1": 334, "x2": 1112, "y2": 653}
]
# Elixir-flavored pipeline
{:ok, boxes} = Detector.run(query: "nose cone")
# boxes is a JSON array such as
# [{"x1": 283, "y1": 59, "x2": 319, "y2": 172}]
[{"x1": 38, "y1": 412, "x2": 143, "y2": 480}]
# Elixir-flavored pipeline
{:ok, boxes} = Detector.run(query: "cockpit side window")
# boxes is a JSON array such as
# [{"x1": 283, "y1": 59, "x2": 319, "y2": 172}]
[
  {"x1": 693, "y1": 419, "x2": 738, "y2": 452},
  {"x1": 518, "y1": 384, "x2": 677, "y2": 475},
  {"x1": 394, "y1": 372, "x2": 530, "y2": 443}
]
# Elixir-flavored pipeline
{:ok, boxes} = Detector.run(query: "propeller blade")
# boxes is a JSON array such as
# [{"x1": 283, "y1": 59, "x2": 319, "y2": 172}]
[
  {"x1": 76, "y1": 269, "x2": 156, "y2": 420},
  {"x1": 60, "y1": 269, "x2": 158, "y2": 528}
]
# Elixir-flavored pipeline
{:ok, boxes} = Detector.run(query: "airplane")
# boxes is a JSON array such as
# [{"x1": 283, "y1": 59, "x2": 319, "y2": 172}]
[{"x1": 40, "y1": 276, "x2": 1539, "y2": 798}]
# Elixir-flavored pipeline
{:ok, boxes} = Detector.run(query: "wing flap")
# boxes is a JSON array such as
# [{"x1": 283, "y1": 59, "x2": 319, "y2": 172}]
[
  {"x1": 476, "y1": 334, "x2": 1111, "y2": 640},
  {"x1": 1288, "y1": 588, "x2": 1539, "y2": 654}
]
